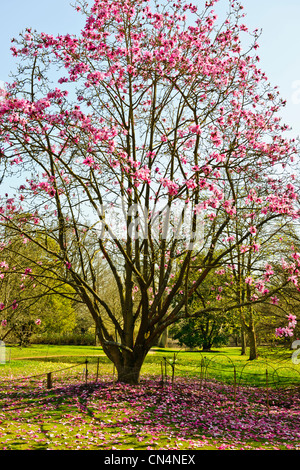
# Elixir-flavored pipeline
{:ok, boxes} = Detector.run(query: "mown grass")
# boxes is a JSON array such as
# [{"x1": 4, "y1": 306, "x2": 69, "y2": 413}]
[
  {"x1": 1, "y1": 344, "x2": 300, "y2": 387},
  {"x1": 0, "y1": 344, "x2": 299, "y2": 451},
  {"x1": 145, "y1": 346, "x2": 300, "y2": 388}
]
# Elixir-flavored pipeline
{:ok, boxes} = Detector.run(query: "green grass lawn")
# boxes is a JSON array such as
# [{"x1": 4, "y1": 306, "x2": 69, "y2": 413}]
[
  {"x1": 1, "y1": 344, "x2": 300, "y2": 387},
  {"x1": 0, "y1": 344, "x2": 299, "y2": 451},
  {"x1": 146, "y1": 345, "x2": 300, "y2": 387}
]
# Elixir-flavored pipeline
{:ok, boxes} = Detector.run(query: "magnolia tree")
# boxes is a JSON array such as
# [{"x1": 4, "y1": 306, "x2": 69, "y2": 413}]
[{"x1": 0, "y1": 0, "x2": 299, "y2": 383}]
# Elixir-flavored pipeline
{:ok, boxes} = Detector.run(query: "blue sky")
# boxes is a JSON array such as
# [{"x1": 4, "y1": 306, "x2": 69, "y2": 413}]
[{"x1": 0, "y1": 0, "x2": 300, "y2": 137}]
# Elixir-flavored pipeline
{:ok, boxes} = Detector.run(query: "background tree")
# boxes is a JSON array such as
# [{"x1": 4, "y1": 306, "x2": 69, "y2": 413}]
[
  {"x1": 170, "y1": 254, "x2": 234, "y2": 351},
  {"x1": 170, "y1": 314, "x2": 230, "y2": 351},
  {"x1": 0, "y1": 235, "x2": 77, "y2": 344},
  {"x1": 0, "y1": 0, "x2": 299, "y2": 383}
]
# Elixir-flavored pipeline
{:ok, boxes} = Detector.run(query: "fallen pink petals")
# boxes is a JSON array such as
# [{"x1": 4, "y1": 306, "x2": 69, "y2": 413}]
[{"x1": 0, "y1": 375, "x2": 299, "y2": 450}]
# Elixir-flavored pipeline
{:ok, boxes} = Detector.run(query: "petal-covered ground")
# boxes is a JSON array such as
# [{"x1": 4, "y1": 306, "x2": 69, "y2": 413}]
[{"x1": 0, "y1": 375, "x2": 299, "y2": 450}]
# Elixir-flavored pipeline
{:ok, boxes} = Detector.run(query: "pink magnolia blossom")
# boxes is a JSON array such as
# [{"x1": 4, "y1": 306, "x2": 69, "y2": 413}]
[
  {"x1": 275, "y1": 314, "x2": 297, "y2": 338},
  {"x1": 252, "y1": 243, "x2": 260, "y2": 252}
]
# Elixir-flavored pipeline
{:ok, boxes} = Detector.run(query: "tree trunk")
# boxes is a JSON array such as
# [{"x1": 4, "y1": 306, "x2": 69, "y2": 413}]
[
  {"x1": 157, "y1": 328, "x2": 168, "y2": 348},
  {"x1": 240, "y1": 308, "x2": 258, "y2": 360},
  {"x1": 202, "y1": 339, "x2": 212, "y2": 352},
  {"x1": 247, "y1": 324, "x2": 258, "y2": 361},
  {"x1": 240, "y1": 327, "x2": 247, "y2": 355},
  {"x1": 246, "y1": 307, "x2": 258, "y2": 361},
  {"x1": 105, "y1": 345, "x2": 148, "y2": 385},
  {"x1": 116, "y1": 362, "x2": 142, "y2": 385}
]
